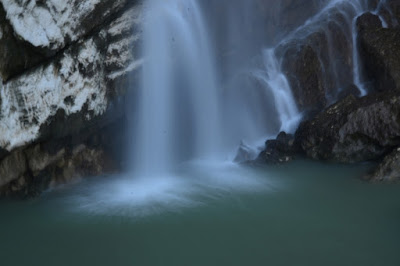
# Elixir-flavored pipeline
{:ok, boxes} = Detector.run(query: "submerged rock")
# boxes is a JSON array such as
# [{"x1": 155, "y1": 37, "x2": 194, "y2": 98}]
[
  {"x1": 295, "y1": 92, "x2": 400, "y2": 163},
  {"x1": 364, "y1": 148, "x2": 400, "y2": 183},
  {"x1": 257, "y1": 132, "x2": 296, "y2": 164}
]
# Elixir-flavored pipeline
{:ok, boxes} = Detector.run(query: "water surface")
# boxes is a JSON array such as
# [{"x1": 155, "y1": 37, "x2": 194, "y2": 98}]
[{"x1": 1, "y1": 161, "x2": 399, "y2": 266}]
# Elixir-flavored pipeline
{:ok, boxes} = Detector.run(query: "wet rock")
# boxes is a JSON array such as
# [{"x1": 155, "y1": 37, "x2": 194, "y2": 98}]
[
  {"x1": 25, "y1": 144, "x2": 66, "y2": 175},
  {"x1": 234, "y1": 141, "x2": 258, "y2": 163},
  {"x1": 281, "y1": 43, "x2": 326, "y2": 113},
  {"x1": 0, "y1": 142, "x2": 116, "y2": 198},
  {"x1": 386, "y1": 0, "x2": 400, "y2": 26},
  {"x1": 0, "y1": 146, "x2": 8, "y2": 161},
  {"x1": 278, "y1": 2, "x2": 358, "y2": 113},
  {"x1": 357, "y1": 12, "x2": 400, "y2": 92},
  {"x1": 295, "y1": 92, "x2": 400, "y2": 163},
  {"x1": 46, "y1": 144, "x2": 115, "y2": 187},
  {"x1": 356, "y1": 12, "x2": 383, "y2": 32},
  {"x1": 364, "y1": 148, "x2": 400, "y2": 183},
  {"x1": 337, "y1": 84, "x2": 361, "y2": 101},
  {"x1": 0, "y1": 149, "x2": 27, "y2": 187},
  {"x1": 257, "y1": 132, "x2": 296, "y2": 164}
]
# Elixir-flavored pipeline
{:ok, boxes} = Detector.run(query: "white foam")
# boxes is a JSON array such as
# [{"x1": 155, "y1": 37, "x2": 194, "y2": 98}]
[{"x1": 66, "y1": 162, "x2": 275, "y2": 218}]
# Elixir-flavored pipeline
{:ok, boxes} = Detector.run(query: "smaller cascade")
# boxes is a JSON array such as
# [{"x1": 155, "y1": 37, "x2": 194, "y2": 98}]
[
  {"x1": 351, "y1": 1, "x2": 369, "y2": 96},
  {"x1": 253, "y1": 49, "x2": 301, "y2": 134}
]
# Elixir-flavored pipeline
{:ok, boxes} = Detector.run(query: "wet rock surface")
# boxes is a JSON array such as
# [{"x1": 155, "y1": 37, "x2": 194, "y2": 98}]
[
  {"x1": 295, "y1": 92, "x2": 400, "y2": 163},
  {"x1": 357, "y1": 12, "x2": 400, "y2": 92},
  {"x1": 277, "y1": 1, "x2": 360, "y2": 113},
  {"x1": 357, "y1": 13, "x2": 400, "y2": 91},
  {"x1": 0, "y1": 124, "x2": 120, "y2": 198},
  {"x1": 364, "y1": 148, "x2": 400, "y2": 183},
  {"x1": 257, "y1": 132, "x2": 296, "y2": 164},
  {"x1": 280, "y1": 42, "x2": 326, "y2": 113},
  {"x1": 256, "y1": 2, "x2": 400, "y2": 183}
]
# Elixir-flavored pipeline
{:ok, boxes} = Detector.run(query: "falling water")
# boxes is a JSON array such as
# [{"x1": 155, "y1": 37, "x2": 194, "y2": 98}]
[
  {"x1": 133, "y1": 0, "x2": 221, "y2": 176},
  {"x1": 62, "y1": 0, "x2": 400, "y2": 217},
  {"x1": 130, "y1": 0, "x2": 391, "y2": 174},
  {"x1": 350, "y1": 0, "x2": 370, "y2": 96},
  {"x1": 254, "y1": 49, "x2": 301, "y2": 134}
]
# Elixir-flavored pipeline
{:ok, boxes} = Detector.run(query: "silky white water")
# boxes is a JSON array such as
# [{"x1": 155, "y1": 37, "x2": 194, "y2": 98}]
[
  {"x1": 67, "y1": 0, "x2": 393, "y2": 217},
  {"x1": 133, "y1": 0, "x2": 221, "y2": 176},
  {"x1": 133, "y1": 0, "x2": 304, "y2": 171}
]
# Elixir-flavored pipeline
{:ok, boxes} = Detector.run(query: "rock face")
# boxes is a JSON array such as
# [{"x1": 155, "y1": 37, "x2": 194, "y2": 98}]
[
  {"x1": 280, "y1": 42, "x2": 326, "y2": 113},
  {"x1": 0, "y1": 142, "x2": 115, "y2": 198},
  {"x1": 364, "y1": 148, "x2": 400, "y2": 183},
  {"x1": 357, "y1": 12, "x2": 400, "y2": 92},
  {"x1": 277, "y1": 1, "x2": 362, "y2": 114},
  {"x1": 0, "y1": 0, "x2": 138, "y2": 80},
  {"x1": 295, "y1": 92, "x2": 400, "y2": 163},
  {"x1": 257, "y1": 132, "x2": 296, "y2": 164},
  {"x1": 0, "y1": 1, "x2": 143, "y2": 197}
]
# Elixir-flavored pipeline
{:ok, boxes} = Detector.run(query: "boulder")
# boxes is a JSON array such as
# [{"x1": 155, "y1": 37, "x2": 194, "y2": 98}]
[
  {"x1": 357, "y1": 12, "x2": 400, "y2": 92},
  {"x1": 257, "y1": 132, "x2": 296, "y2": 164},
  {"x1": 295, "y1": 92, "x2": 400, "y2": 163},
  {"x1": 364, "y1": 148, "x2": 400, "y2": 183}
]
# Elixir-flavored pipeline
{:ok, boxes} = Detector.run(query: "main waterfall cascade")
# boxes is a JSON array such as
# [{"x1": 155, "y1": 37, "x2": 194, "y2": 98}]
[
  {"x1": 133, "y1": 0, "x2": 302, "y2": 174},
  {"x1": 131, "y1": 0, "x2": 390, "y2": 176},
  {"x1": 133, "y1": 0, "x2": 222, "y2": 176},
  {"x1": 131, "y1": 0, "x2": 392, "y2": 175}
]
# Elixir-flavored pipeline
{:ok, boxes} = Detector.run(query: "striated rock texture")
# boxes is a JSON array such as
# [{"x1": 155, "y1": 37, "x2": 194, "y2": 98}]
[
  {"x1": 0, "y1": 0, "x2": 138, "y2": 80},
  {"x1": 0, "y1": 1, "x2": 143, "y2": 197},
  {"x1": 0, "y1": 141, "x2": 116, "y2": 198},
  {"x1": 295, "y1": 92, "x2": 400, "y2": 163}
]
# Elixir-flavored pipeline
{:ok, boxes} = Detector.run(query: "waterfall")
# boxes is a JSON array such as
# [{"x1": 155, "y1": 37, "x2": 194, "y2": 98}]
[
  {"x1": 132, "y1": 0, "x2": 221, "y2": 176},
  {"x1": 255, "y1": 49, "x2": 301, "y2": 134},
  {"x1": 129, "y1": 0, "x2": 390, "y2": 174}
]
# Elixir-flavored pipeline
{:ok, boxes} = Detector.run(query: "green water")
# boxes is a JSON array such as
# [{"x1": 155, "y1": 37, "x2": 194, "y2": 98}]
[{"x1": 1, "y1": 161, "x2": 399, "y2": 266}]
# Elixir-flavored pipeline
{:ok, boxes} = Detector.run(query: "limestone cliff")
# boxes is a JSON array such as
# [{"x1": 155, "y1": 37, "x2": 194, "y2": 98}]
[{"x1": 0, "y1": 0, "x2": 143, "y2": 197}]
